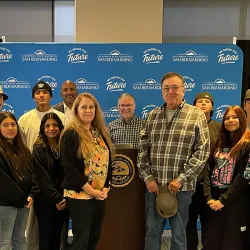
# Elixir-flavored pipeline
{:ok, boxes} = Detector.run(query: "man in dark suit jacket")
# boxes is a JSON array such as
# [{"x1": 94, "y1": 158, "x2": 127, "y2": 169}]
[{"x1": 53, "y1": 80, "x2": 78, "y2": 125}]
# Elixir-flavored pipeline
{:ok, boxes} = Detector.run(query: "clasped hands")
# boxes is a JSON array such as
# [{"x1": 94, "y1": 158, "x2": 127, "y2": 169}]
[
  {"x1": 207, "y1": 199, "x2": 224, "y2": 211},
  {"x1": 146, "y1": 179, "x2": 181, "y2": 194}
]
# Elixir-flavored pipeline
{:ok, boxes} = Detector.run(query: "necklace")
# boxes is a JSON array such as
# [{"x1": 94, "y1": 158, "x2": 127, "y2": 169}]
[{"x1": 50, "y1": 147, "x2": 60, "y2": 159}]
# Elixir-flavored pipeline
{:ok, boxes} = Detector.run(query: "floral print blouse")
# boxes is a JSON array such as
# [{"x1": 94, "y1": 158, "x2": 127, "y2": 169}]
[{"x1": 64, "y1": 128, "x2": 109, "y2": 199}]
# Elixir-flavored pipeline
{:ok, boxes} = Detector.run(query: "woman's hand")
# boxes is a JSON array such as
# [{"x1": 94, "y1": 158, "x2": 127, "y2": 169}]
[
  {"x1": 93, "y1": 190, "x2": 107, "y2": 200},
  {"x1": 25, "y1": 196, "x2": 33, "y2": 208},
  {"x1": 207, "y1": 199, "x2": 224, "y2": 211},
  {"x1": 56, "y1": 199, "x2": 67, "y2": 210}
]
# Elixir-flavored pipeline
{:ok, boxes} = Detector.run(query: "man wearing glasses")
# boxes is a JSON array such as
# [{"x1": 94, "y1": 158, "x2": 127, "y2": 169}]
[
  {"x1": 137, "y1": 72, "x2": 210, "y2": 250},
  {"x1": 108, "y1": 93, "x2": 144, "y2": 148}
]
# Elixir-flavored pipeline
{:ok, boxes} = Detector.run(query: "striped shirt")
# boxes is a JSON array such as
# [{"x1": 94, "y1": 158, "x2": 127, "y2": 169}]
[
  {"x1": 137, "y1": 101, "x2": 210, "y2": 191},
  {"x1": 108, "y1": 115, "x2": 145, "y2": 148}
]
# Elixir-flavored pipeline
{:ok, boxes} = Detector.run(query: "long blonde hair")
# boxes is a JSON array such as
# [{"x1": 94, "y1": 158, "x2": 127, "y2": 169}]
[{"x1": 62, "y1": 92, "x2": 114, "y2": 159}]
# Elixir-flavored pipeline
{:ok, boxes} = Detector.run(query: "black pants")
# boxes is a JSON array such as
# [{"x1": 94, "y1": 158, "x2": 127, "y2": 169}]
[
  {"x1": 186, "y1": 181, "x2": 207, "y2": 250},
  {"x1": 203, "y1": 187, "x2": 249, "y2": 250},
  {"x1": 34, "y1": 197, "x2": 69, "y2": 250},
  {"x1": 67, "y1": 198, "x2": 105, "y2": 250}
]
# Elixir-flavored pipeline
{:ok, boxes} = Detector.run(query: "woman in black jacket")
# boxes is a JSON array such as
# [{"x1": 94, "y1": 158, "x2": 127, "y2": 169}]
[
  {"x1": 32, "y1": 112, "x2": 68, "y2": 250},
  {"x1": 0, "y1": 111, "x2": 37, "y2": 250},
  {"x1": 203, "y1": 105, "x2": 250, "y2": 250},
  {"x1": 60, "y1": 93, "x2": 114, "y2": 250}
]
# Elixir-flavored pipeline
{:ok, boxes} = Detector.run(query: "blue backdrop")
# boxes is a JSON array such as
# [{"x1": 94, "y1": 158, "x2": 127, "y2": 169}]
[{"x1": 0, "y1": 43, "x2": 243, "y2": 123}]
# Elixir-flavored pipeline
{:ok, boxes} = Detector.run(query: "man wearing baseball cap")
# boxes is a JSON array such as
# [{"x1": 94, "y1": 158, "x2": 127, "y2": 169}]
[
  {"x1": 186, "y1": 92, "x2": 221, "y2": 250},
  {"x1": 18, "y1": 80, "x2": 65, "y2": 250},
  {"x1": 0, "y1": 85, "x2": 8, "y2": 110},
  {"x1": 243, "y1": 89, "x2": 250, "y2": 129}
]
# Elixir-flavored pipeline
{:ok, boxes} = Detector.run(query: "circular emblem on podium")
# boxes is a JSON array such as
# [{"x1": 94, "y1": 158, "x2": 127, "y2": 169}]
[{"x1": 111, "y1": 154, "x2": 135, "y2": 187}]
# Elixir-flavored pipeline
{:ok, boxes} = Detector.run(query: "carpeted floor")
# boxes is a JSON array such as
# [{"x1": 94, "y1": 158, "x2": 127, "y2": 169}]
[{"x1": 161, "y1": 230, "x2": 202, "y2": 250}]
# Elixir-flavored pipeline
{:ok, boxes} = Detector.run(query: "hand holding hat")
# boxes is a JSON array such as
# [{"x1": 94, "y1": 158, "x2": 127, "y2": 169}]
[{"x1": 155, "y1": 185, "x2": 178, "y2": 218}]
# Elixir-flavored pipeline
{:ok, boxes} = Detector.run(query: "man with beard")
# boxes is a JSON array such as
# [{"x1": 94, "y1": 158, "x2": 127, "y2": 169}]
[{"x1": 53, "y1": 80, "x2": 78, "y2": 125}]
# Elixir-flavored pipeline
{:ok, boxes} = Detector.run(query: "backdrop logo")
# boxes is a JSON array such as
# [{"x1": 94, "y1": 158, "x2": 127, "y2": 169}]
[
  {"x1": 67, "y1": 48, "x2": 88, "y2": 64},
  {"x1": 142, "y1": 48, "x2": 163, "y2": 64},
  {"x1": 141, "y1": 104, "x2": 158, "y2": 119},
  {"x1": 172, "y1": 50, "x2": 208, "y2": 62},
  {"x1": 75, "y1": 78, "x2": 99, "y2": 90},
  {"x1": 0, "y1": 77, "x2": 30, "y2": 89},
  {"x1": 218, "y1": 48, "x2": 239, "y2": 64},
  {"x1": 215, "y1": 104, "x2": 230, "y2": 120},
  {"x1": 0, "y1": 47, "x2": 12, "y2": 63},
  {"x1": 103, "y1": 106, "x2": 120, "y2": 118},
  {"x1": 133, "y1": 78, "x2": 161, "y2": 90},
  {"x1": 106, "y1": 76, "x2": 126, "y2": 92},
  {"x1": 22, "y1": 50, "x2": 58, "y2": 62},
  {"x1": 183, "y1": 76, "x2": 196, "y2": 92},
  {"x1": 1, "y1": 103, "x2": 15, "y2": 114},
  {"x1": 37, "y1": 76, "x2": 57, "y2": 90},
  {"x1": 202, "y1": 78, "x2": 237, "y2": 91},
  {"x1": 97, "y1": 50, "x2": 133, "y2": 62}
]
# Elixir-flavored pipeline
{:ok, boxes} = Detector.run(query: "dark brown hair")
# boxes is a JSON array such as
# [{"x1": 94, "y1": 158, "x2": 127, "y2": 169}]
[
  {"x1": 0, "y1": 112, "x2": 32, "y2": 179},
  {"x1": 214, "y1": 105, "x2": 250, "y2": 159}
]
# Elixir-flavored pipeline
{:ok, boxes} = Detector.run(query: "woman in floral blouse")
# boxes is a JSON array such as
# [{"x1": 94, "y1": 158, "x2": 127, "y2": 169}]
[{"x1": 60, "y1": 92, "x2": 114, "y2": 250}]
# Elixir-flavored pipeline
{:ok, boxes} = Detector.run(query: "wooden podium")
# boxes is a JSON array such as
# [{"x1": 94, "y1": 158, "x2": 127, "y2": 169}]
[{"x1": 97, "y1": 148, "x2": 146, "y2": 250}]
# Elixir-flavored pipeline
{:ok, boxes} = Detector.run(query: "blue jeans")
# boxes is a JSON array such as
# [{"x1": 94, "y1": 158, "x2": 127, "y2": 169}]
[
  {"x1": 145, "y1": 190, "x2": 193, "y2": 250},
  {"x1": 0, "y1": 205, "x2": 29, "y2": 250}
]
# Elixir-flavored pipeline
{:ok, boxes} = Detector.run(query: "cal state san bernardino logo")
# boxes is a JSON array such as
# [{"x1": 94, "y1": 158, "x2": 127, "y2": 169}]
[
  {"x1": 142, "y1": 48, "x2": 163, "y2": 64},
  {"x1": 111, "y1": 154, "x2": 135, "y2": 187},
  {"x1": 0, "y1": 77, "x2": 30, "y2": 89},
  {"x1": 215, "y1": 104, "x2": 230, "y2": 120},
  {"x1": 0, "y1": 47, "x2": 12, "y2": 63},
  {"x1": 97, "y1": 50, "x2": 133, "y2": 62},
  {"x1": 141, "y1": 104, "x2": 158, "y2": 119},
  {"x1": 22, "y1": 50, "x2": 58, "y2": 62},
  {"x1": 37, "y1": 76, "x2": 57, "y2": 90},
  {"x1": 133, "y1": 78, "x2": 161, "y2": 90},
  {"x1": 106, "y1": 76, "x2": 126, "y2": 92},
  {"x1": 75, "y1": 78, "x2": 99, "y2": 90},
  {"x1": 172, "y1": 50, "x2": 208, "y2": 62},
  {"x1": 202, "y1": 78, "x2": 237, "y2": 91},
  {"x1": 218, "y1": 48, "x2": 239, "y2": 64},
  {"x1": 67, "y1": 48, "x2": 88, "y2": 64},
  {"x1": 103, "y1": 107, "x2": 120, "y2": 119},
  {"x1": 183, "y1": 76, "x2": 195, "y2": 92},
  {"x1": 1, "y1": 103, "x2": 15, "y2": 114}
]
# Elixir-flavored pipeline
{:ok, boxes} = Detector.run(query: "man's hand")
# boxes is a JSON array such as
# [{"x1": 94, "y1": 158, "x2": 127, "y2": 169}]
[
  {"x1": 146, "y1": 181, "x2": 159, "y2": 194},
  {"x1": 168, "y1": 179, "x2": 181, "y2": 194},
  {"x1": 207, "y1": 199, "x2": 224, "y2": 211}
]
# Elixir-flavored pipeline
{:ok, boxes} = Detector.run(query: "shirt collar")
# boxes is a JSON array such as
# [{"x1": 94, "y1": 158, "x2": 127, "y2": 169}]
[
  {"x1": 161, "y1": 100, "x2": 186, "y2": 111},
  {"x1": 63, "y1": 102, "x2": 71, "y2": 110},
  {"x1": 120, "y1": 115, "x2": 136, "y2": 124}
]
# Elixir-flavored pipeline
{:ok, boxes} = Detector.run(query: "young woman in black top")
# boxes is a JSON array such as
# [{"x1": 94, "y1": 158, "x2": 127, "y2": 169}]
[
  {"x1": 0, "y1": 111, "x2": 37, "y2": 250},
  {"x1": 203, "y1": 105, "x2": 250, "y2": 250},
  {"x1": 32, "y1": 112, "x2": 68, "y2": 250}
]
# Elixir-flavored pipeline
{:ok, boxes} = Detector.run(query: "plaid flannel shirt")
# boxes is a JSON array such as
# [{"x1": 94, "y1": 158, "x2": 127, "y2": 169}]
[
  {"x1": 137, "y1": 101, "x2": 210, "y2": 191},
  {"x1": 108, "y1": 115, "x2": 145, "y2": 148}
]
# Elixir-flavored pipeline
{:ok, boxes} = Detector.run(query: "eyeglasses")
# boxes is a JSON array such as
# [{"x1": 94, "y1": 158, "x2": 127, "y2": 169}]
[
  {"x1": 162, "y1": 85, "x2": 184, "y2": 92},
  {"x1": 118, "y1": 104, "x2": 134, "y2": 109}
]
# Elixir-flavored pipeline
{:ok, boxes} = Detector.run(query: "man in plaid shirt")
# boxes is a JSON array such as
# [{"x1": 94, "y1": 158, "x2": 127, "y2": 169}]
[
  {"x1": 108, "y1": 93, "x2": 145, "y2": 148},
  {"x1": 137, "y1": 72, "x2": 210, "y2": 250}
]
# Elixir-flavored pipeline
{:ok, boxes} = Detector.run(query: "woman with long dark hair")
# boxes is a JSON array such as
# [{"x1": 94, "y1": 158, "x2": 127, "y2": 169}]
[
  {"x1": 60, "y1": 92, "x2": 114, "y2": 250},
  {"x1": 32, "y1": 112, "x2": 68, "y2": 250},
  {"x1": 0, "y1": 111, "x2": 37, "y2": 250},
  {"x1": 203, "y1": 105, "x2": 250, "y2": 250}
]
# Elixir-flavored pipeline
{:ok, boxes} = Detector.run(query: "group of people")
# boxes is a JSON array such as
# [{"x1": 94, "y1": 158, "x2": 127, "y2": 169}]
[{"x1": 0, "y1": 71, "x2": 249, "y2": 250}]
